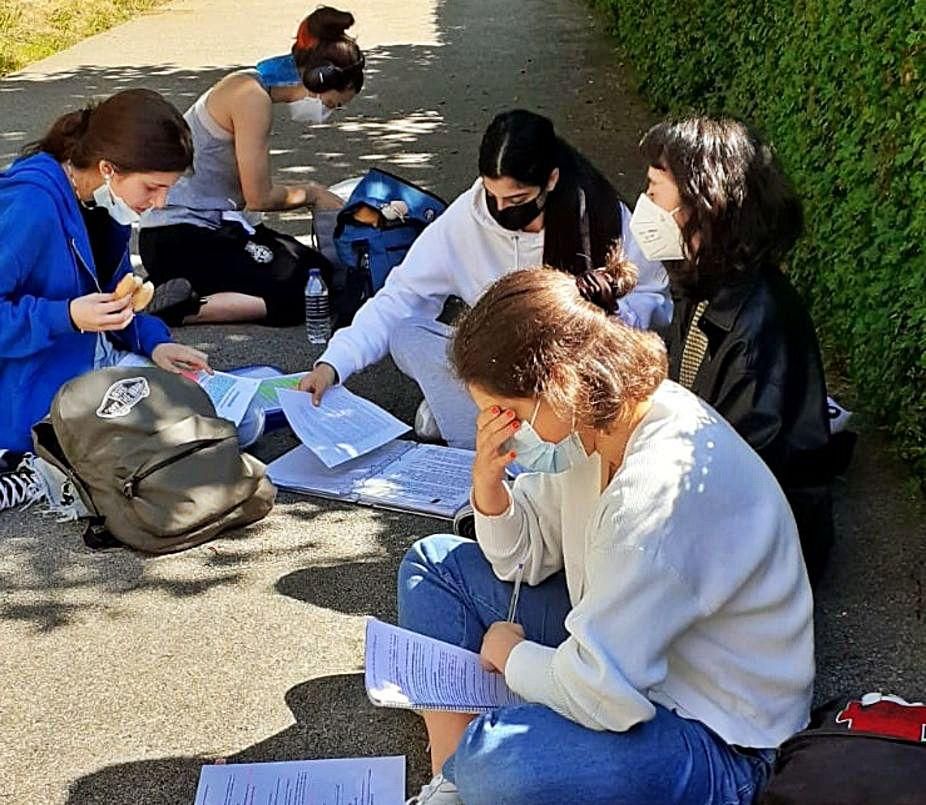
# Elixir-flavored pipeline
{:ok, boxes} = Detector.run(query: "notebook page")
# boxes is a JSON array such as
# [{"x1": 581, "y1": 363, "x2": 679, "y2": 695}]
[
  {"x1": 365, "y1": 619, "x2": 524, "y2": 713},
  {"x1": 355, "y1": 444, "x2": 474, "y2": 518},
  {"x1": 267, "y1": 442, "x2": 412, "y2": 499}
]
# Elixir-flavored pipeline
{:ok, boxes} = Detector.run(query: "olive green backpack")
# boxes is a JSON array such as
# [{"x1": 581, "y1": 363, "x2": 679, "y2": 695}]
[{"x1": 32, "y1": 366, "x2": 275, "y2": 554}]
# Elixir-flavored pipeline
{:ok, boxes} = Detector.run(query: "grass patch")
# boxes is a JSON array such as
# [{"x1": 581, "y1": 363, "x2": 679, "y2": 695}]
[{"x1": 0, "y1": 0, "x2": 166, "y2": 76}]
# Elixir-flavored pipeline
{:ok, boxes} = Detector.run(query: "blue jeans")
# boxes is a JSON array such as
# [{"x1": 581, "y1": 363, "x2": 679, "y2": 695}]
[
  {"x1": 388, "y1": 317, "x2": 479, "y2": 450},
  {"x1": 397, "y1": 535, "x2": 775, "y2": 805}
]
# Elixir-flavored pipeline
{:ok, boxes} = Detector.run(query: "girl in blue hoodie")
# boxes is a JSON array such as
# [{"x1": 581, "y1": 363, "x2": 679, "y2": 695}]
[{"x1": 0, "y1": 89, "x2": 210, "y2": 472}]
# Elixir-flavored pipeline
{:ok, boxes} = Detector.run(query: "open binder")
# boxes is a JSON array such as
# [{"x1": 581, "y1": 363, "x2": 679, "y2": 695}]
[{"x1": 266, "y1": 440, "x2": 474, "y2": 519}]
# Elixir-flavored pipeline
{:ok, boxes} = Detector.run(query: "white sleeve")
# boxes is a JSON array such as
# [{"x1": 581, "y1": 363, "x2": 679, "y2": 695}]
[
  {"x1": 318, "y1": 217, "x2": 454, "y2": 383},
  {"x1": 505, "y1": 543, "x2": 704, "y2": 732},
  {"x1": 617, "y1": 201, "x2": 673, "y2": 330},
  {"x1": 472, "y1": 473, "x2": 565, "y2": 584}
]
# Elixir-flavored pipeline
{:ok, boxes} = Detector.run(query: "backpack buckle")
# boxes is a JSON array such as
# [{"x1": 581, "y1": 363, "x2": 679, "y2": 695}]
[{"x1": 122, "y1": 479, "x2": 136, "y2": 499}]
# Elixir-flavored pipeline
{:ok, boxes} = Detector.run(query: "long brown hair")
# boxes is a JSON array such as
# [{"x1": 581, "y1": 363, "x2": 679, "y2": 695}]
[
  {"x1": 452, "y1": 257, "x2": 668, "y2": 431},
  {"x1": 293, "y1": 6, "x2": 364, "y2": 93},
  {"x1": 23, "y1": 88, "x2": 193, "y2": 173},
  {"x1": 640, "y1": 117, "x2": 803, "y2": 292}
]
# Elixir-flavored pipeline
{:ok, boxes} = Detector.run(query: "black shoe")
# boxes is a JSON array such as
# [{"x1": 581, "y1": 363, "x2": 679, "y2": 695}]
[
  {"x1": 0, "y1": 450, "x2": 25, "y2": 473},
  {"x1": 147, "y1": 278, "x2": 202, "y2": 326},
  {"x1": 452, "y1": 504, "x2": 476, "y2": 540}
]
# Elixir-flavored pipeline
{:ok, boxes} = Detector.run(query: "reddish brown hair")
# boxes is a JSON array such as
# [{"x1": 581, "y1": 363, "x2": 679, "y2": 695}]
[
  {"x1": 24, "y1": 88, "x2": 192, "y2": 173},
  {"x1": 292, "y1": 6, "x2": 364, "y2": 93},
  {"x1": 452, "y1": 256, "x2": 668, "y2": 430}
]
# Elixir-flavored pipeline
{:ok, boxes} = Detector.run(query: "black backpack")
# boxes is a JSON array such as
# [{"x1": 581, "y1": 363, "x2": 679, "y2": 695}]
[{"x1": 760, "y1": 692, "x2": 926, "y2": 804}]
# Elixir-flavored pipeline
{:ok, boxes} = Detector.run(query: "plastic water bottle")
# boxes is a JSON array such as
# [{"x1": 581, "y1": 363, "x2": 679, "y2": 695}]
[{"x1": 304, "y1": 268, "x2": 331, "y2": 345}]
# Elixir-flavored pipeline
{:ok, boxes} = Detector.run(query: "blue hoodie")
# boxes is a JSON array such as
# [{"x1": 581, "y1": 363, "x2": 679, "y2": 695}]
[{"x1": 0, "y1": 152, "x2": 171, "y2": 451}]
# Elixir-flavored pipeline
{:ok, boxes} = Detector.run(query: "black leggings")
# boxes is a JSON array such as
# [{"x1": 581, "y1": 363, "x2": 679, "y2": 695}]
[{"x1": 139, "y1": 222, "x2": 333, "y2": 326}]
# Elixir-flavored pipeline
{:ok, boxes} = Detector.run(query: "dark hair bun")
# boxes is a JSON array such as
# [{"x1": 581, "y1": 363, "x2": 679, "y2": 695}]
[
  {"x1": 575, "y1": 247, "x2": 639, "y2": 312},
  {"x1": 308, "y1": 6, "x2": 355, "y2": 40}
]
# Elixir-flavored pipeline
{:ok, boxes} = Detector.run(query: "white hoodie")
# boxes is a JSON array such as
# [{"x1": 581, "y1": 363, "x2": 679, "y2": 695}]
[{"x1": 319, "y1": 180, "x2": 672, "y2": 384}]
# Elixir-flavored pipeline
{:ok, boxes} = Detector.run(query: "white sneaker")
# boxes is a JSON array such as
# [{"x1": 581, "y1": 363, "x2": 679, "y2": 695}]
[
  {"x1": 827, "y1": 395, "x2": 853, "y2": 434},
  {"x1": 0, "y1": 455, "x2": 47, "y2": 512},
  {"x1": 406, "y1": 773, "x2": 462, "y2": 805},
  {"x1": 414, "y1": 399, "x2": 443, "y2": 442}
]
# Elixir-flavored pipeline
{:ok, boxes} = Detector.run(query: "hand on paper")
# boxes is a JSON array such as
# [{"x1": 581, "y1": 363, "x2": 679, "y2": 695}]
[
  {"x1": 480, "y1": 621, "x2": 525, "y2": 674},
  {"x1": 69, "y1": 292, "x2": 134, "y2": 332},
  {"x1": 298, "y1": 362, "x2": 337, "y2": 405},
  {"x1": 472, "y1": 406, "x2": 518, "y2": 516},
  {"x1": 151, "y1": 343, "x2": 212, "y2": 374}
]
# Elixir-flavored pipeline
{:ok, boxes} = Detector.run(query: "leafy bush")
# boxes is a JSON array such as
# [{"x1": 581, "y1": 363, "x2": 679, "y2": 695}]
[{"x1": 595, "y1": 0, "x2": 926, "y2": 484}]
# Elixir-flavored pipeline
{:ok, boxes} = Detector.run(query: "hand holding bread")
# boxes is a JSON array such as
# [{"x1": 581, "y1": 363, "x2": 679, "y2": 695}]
[{"x1": 114, "y1": 273, "x2": 156, "y2": 312}]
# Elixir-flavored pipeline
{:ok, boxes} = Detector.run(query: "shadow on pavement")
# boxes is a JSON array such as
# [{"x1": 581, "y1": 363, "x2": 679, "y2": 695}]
[{"x1": 64, "y1": 672, "x2": 429, "y2": 805}]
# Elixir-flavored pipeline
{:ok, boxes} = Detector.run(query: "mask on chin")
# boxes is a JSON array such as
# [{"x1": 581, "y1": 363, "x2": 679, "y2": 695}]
[
  {"x1": 92, "y1": 173, "x2": 142, "y2": 226},
  {"x1": 628, "y1": 192, "x2": 686, "y2": 262},
  {"x1": 504, "y1": 400, "x2": 589, "y2": 475},
  {"x1": 289, "y1": 95, "x2": 333, "y2": 124},
  {"x1": 485, "y1": 188, "x2": 547, "y2": 231}
]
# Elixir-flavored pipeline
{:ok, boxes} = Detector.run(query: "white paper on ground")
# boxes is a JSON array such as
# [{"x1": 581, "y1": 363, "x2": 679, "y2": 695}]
[
  {"x1": 365, "y1": 618, "x2": 524, "y2": 713},
  {"x1": 278, "y1": 387, "x2": 410, "y2": 468},
  {"x1": 194, "y1": 755, "x2": 406, "y2": 805}
]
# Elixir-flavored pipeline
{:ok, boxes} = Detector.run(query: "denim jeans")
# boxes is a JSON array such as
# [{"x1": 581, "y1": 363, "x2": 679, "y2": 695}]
[
  {"x1": 397, "y1": 535, "x2": 775, "y2": 805},
  {"x1": 387, "y1": 317, "x2": 479, "y2": 450}
]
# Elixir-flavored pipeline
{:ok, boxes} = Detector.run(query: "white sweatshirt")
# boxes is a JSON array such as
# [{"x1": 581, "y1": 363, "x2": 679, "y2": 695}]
[
  {"x1": 319, "y1": 180, "x2": 672, "y2": 383},
  {"x1": 476, "y1": 381, "x2": 814, "y2": 748}
]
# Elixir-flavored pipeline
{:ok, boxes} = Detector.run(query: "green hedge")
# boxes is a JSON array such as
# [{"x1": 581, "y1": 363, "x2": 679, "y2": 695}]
[{"x1": 595, "y1": 0, "x2": 926, "y2": 485}]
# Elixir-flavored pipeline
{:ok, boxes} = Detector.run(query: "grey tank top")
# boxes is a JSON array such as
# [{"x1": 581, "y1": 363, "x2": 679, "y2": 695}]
[{"x1": 141, "y1": 69, "x2": 266, "y2": 231}]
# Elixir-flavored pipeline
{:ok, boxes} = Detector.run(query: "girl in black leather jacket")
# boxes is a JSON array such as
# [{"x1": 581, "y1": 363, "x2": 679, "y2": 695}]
[{"x1": 626, "y1": 116, "x2": 851, "y2": 586}]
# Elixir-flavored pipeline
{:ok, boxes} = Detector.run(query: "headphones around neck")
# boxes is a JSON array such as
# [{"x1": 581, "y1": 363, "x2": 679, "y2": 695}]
[{"x1": 305, "y1": 53, "x2": 365, "y2": 92}]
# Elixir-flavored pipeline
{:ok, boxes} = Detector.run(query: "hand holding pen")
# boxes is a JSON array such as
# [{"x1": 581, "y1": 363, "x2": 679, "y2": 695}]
[{"x1": 480, "y1": 562, "x2": 527, "y2": 673}]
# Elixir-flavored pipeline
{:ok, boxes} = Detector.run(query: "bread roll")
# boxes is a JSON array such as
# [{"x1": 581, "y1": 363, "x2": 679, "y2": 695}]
[
  {"x1": 131, "y1": 281, "x2": 155, "y2": 312},
  {"x1": 114, "y1": 273, "x2": 142, "y2": 299}
]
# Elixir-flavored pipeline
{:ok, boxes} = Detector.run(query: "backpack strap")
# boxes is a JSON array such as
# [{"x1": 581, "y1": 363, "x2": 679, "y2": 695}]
[{"x1": 82, "y1": 516, "x2": 122, "y2": 550}]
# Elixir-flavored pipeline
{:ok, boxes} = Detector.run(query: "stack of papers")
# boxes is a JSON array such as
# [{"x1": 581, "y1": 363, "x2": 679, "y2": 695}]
[{"x1": 194, "y1": 756, "x2": 405, "y2": 805}]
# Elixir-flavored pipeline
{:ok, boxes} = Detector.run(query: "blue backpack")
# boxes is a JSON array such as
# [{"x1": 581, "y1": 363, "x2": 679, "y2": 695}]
[{"x1": 329, "y1": 169, "x2": 446, "y2": 326}]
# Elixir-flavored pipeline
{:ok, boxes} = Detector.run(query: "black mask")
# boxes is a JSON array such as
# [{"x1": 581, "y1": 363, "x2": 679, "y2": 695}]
[{"x1": 485, "y1": 188, "x2": 547, "y2": 231}]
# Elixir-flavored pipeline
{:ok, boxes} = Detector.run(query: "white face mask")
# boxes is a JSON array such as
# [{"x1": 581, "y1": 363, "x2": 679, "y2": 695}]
[
  {"x1": 628, "y1": 192, "x2": 686, "y2": 262},
  {"x1": 289, "y1": 95, "x2": 332, "y2": 124},
  {"x1": 92, "y1": 173, "x2": 141, "y2": 225}
]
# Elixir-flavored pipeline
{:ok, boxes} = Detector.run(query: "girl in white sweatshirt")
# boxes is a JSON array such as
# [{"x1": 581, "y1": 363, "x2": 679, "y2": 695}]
[
  {"x1": 299, "y1": 110, "x2": 671, "y2": 448},
  {"x1": 400, "y1": 257, "x2": 814, "y2": 804}
]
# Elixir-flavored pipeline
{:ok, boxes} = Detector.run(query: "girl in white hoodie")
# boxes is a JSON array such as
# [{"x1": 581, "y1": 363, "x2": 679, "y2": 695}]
[
  {"x1": 299, "y1": 110, "x2": 671, "y2": 448},
  {"x1": 400, "y1": 258, "x2": 814, "y2": 804}
]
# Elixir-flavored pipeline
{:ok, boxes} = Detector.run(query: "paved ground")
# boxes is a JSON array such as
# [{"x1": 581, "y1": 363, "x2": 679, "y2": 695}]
[{"x1": 0, "y1": 1, "x2": 924, "y2": 803}]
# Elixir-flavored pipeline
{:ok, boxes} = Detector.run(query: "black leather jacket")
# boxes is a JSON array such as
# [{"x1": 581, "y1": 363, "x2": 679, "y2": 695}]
[{"x1": 665, "y1": 265, "x2": 842, "y2": 583}]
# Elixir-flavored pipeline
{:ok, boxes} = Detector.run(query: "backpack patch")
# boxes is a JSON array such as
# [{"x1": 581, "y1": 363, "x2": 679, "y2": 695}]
[{"x1": 96, "y1": 377, "x2": 150, "y2": 419}]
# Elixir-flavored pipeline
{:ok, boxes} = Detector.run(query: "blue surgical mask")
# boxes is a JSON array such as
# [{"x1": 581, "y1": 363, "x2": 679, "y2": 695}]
[{"x1": 506, "y1": 400, "x2": 589, "y2": 474}]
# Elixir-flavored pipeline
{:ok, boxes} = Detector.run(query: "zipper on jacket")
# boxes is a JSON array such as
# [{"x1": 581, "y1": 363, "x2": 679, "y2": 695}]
[
  {"x1": 122, "y1": 437, "x2": 234, "y2": 499},
  {"x1": 513, "y1": 234, "x2": 520, "y2": 268},
  {"x1": 70, "y1": 237, "x2": 142, "y2": 353}
]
